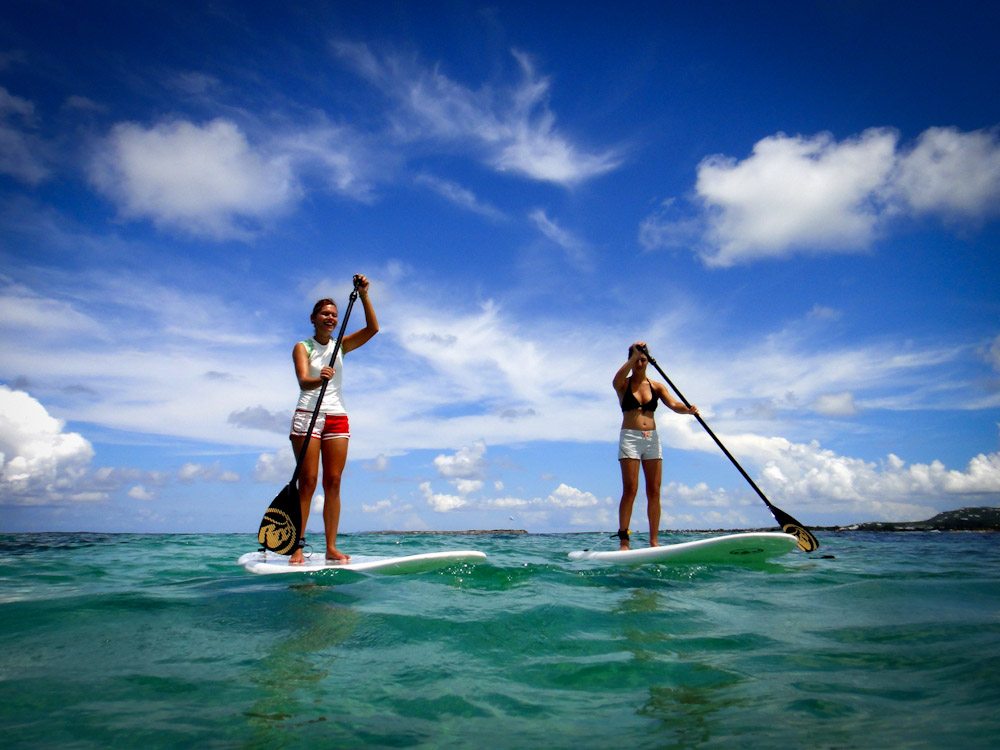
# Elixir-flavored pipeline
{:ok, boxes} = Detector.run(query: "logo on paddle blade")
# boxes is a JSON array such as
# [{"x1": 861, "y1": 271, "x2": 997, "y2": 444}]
[
  {"x1": 782, "y1": 523, "x2": 819, "y2": 552},
  {"x1": 258, "y1": 507, "x2": 298, "y2": 554}
]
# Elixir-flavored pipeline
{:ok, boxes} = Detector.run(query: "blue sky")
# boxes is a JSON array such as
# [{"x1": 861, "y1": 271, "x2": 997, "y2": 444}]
[{"x1": 1, "y1": 0, "x2": 998, "y2": 536}]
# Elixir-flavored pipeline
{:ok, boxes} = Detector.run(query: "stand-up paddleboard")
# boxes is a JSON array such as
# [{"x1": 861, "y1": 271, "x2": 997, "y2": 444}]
[
  {"x1": 238, "y1": 549, "x2": 487, "y2": 576},
  {"x1": 568, "y1": 532, "x2": 797, "y2": 565}
]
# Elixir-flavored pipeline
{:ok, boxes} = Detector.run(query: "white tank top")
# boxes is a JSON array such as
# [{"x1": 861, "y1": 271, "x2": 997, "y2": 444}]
[{"x1": 295, "y1": 338, "x2": 346, "y2": 414}]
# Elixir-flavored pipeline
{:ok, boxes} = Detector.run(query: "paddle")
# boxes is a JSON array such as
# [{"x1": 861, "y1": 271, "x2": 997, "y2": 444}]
[
  {"x1": 257, "y1": 276, "x2": 363, "y2": 554},
  {"x1": 639, "y1": 345, "x2": 820, "y2": 552}
]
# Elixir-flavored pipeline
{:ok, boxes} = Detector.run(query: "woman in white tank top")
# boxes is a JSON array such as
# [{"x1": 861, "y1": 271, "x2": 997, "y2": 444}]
[{"x1": 289, "y1": 275, "x2": 379, "y2": 564}]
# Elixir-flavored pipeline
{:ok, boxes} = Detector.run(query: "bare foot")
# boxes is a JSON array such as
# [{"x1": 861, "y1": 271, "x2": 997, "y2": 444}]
[
  {"x1": 325, "y1": 548, "x2": 350, "y2": 563},
  {"x1": 619, "y1": 542, "x2": 631, "y2": 551},
  {"x1": 289, "y1": 549, "x2": 305, "y2": 565}
]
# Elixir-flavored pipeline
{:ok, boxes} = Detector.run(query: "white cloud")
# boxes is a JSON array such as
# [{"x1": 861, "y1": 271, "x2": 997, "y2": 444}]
[
  {"x1": 253, "y1": 450, "x2": 294, "y2": 483},
  {"x1": 989, "y1": 335, "x2": 1000, "y2": 373},
  {"x1": 638, "y1": 198, "x2": 703, "y2": 252},
  {"x1": 756, "y1": 437, "x2": 1000, "y2": 518},
  {"x1": 568, "y1": 507, "x2": 614, "y2": 528},
  {"x1": 332, "y1": 42, "x2": 621, "y2": 186},
  {"x1": 529, "y1": 208, "x2": 590, "y2": 267},
  {"x1": 0, "y1": 273, "x2": 293, "y2": 452},
  {"x1": 128, "y1": 484, "x2": 155, "y2": 501},
  {"x1": 665, "y1": 481, "x2": 743, "y2": 510},
  {"x1": 0, "y1": 385, "x2": 251, "y2": 507},
  {"x1": 420, "y1": 480, "x2": 466, "y2": 511},
  {"x1": 641, "y1": 126, "x2": 1000, "y2": 267},
  {"x1": 277, "y1": 123, "x2": 384, "y2": 201},
  {"x1": 177, "y1": 462, "x2": 240, "y2": 483},
  {"x1": 0, "y1": 386, "x2": 97, "y2": 505},
  {"x1": 0, "y1": 87, "x2": 49, "y2": 184},
  {"x1": 654, "y1": 438, "x2": 1000, "y2": 527},
  {"x1": 362, "y1": 499, "x2": 392, "y2": 513},
  {"x1": 415, "y1": 173, "x2": 505, "y2": 220},
  {"x1": 453, "y1": 478, "x2": 484, "y2": 494},
  {"x1": 893, "y1": 126, "x2": 1000, "y2": 220},
  {"x1": 812, "y1": 391, "x2": 858, "y2": 417},
  {"x1": 63, "y1": 95, "x2": 104, "y2": 113},
  {"x1": 483, "y1": 496, "x2": 530, "y2": 509},
  {"x1": 808, "y1": 305, "x2": 842, "y2": 321},
  {"x1": 228, "y1": 406, "x2": 287, "y2": 434},
  {"x1": 89, "y1": 118, "x2": 297, "y2": 238},
  {"x1": 695, "y1": 128, "x2": 898, "y2": 266},
  {"x1": 2, "y1": 258, "x2": 995, "y2": 527},
  {"x1": 433, "y1": 441, "x2": 487, "y2": 479},
  {"x1": 547, "y1": 483, "x2": 599, "y2": 508},
  {"x1": 0, "y1": 277, "x2": 108, "y2": 340}
]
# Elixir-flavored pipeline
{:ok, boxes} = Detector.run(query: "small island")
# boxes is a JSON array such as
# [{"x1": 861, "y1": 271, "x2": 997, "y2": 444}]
[{"x1": 833, "y1": 506, "x2": 1000, "y2": 532}]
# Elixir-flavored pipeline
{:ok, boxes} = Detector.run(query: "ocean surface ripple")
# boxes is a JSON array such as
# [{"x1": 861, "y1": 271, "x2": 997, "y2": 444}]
[{"x1": 1, "y1": 531, "x2": 998, "y2": 749}]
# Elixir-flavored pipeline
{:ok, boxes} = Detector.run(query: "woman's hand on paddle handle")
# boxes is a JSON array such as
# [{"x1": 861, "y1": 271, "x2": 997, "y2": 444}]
[
  {"x1": 354, "y1": 274, "x2": 370, "y2": 297},
  {"x1": 630, "y1": 341, "x2": 647, "y2": 363},
  {"x1": 320, "y1": 365, "x2": 334, "y2": 382}
]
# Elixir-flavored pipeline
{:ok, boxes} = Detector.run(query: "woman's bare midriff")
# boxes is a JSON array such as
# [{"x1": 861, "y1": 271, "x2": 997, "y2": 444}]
[{"x1": 621, "y1": 410, "x2": 656, "y2": 431}]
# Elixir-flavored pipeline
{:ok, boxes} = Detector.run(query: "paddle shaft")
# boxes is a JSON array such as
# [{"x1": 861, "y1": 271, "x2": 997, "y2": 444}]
[
  {"x1": 639, "y1": 346, "x2": 819, "y2": 551},
  {"x1": 289, "y1": 278, "x2": 362, "y2": 486}
]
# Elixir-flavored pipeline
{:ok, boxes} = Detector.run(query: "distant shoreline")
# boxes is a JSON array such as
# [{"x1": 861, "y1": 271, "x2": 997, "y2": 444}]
[
  {"x1": 365, "y1": 529, "x2": 528, "y2": 536},
  {"x1": 3, "y1": 507, "x2": 996, "y2": 536},
  {"x1": 361, "y1": 506, "x2": 1000, "y2": 535}
]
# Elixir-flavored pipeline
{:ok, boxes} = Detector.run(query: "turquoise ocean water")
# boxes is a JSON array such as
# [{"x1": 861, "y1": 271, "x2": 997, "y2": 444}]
[{"x1": 1, "y1": 531, "x2": 998, "y2": 749}]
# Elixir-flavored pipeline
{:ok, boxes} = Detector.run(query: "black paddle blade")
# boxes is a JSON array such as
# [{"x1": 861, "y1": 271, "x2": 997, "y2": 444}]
[{"x1": 257, "y1": 482, "x2": 302, "y2": 554}]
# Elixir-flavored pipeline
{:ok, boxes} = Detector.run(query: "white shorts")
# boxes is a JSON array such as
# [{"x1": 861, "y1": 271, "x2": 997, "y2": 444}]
[
  {"x1": 618, "y1": 429, "x2": 662, "y2": 461},
  {"x1": 290, "y1": 410, "x2": 350, "y2": 440}
]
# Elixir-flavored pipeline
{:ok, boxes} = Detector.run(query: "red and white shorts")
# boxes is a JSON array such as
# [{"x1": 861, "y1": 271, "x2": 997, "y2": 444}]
[{"x1": 290, "y1": 410, "x2": 350, "y2": 440}]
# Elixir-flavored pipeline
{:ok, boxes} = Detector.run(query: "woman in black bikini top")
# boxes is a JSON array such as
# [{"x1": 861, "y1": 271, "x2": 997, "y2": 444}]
[
  {"x1": 619, "y1": 381, "x2": 659, "y2": 413},
  {"x1": 612, "y1": 341, "x2": 699, "y2": 550}
]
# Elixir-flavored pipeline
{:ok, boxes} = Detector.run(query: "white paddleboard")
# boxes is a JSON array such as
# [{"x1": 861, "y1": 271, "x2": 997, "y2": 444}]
[
  {"x1": 568, "y1": 532, "x2": 797, "y2": 565},
  {"x1": 238, "y1": 549, "x2": 487, "y2": 576}
]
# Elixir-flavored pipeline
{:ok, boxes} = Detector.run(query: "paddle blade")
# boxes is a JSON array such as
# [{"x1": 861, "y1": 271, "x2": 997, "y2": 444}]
[
  {"x1": 779, "y1": 519, "x2": 820, "y2": 552},
  {"x1": 257, "y1": 483, "x2": 302, "y2": 554}
]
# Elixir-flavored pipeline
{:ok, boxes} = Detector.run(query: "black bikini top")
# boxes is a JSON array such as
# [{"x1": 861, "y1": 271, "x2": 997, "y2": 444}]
[{"x1": 620, "y1": 379, "x2": 658, "y2": 413}]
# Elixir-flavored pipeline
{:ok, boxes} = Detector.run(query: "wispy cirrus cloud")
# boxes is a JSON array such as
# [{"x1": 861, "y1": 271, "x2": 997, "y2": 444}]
[
  {"x1": 84, "y1": 43, "x2": 622, "y2": 240},
  {"x1": 415, "y1": 173, "x2": 506, "y2": 219},
  {"x1": 0, "y1": 86, "x2": 50, "y2": 185},
  {"x1": 529, "y1": 208, "x2": 591, "y2": 268},
  {"x1": 331, "y1": 41, "x2": 623, "y2": 186}
]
